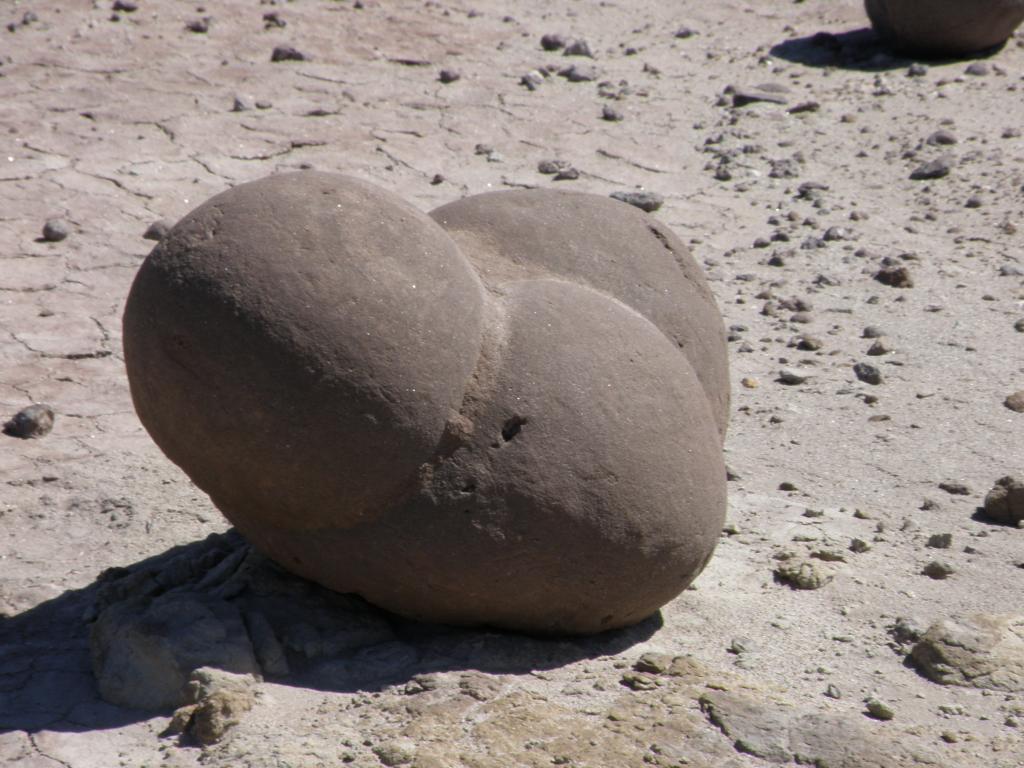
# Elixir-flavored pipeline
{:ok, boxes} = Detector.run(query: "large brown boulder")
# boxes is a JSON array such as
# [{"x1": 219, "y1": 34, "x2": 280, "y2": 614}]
[
  {"x1": 865, "y1": 0, "x2": 1024, "y2": 56},
  {"x1": 123, "y1": 171, "x2": 729, "y2": 635}
]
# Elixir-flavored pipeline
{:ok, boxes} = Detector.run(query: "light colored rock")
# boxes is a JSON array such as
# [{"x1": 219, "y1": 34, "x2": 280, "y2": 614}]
[
  {"x1": 911, "y1": 614, "x2": 1024, "y2": 691},
  {"x1": 774, "y1": 557, "x2": 835, "y2": 590},
  {"x1": 90, "y1": 593, "x2": 260, "y2": 710},
  {"x1": 168, "y1": 667, "x2": 258, "y2": 745}
]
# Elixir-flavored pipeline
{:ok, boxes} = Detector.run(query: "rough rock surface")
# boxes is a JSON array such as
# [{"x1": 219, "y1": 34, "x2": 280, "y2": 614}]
[
  {"x1": 910, "y1": 614, "x2": 1024, "y2": 691},
  {"x1": 865, "y1": 0, "x2": 1024, "y2": 56},
  {"x1": 123, "y1": 171, "x2": 729, "y2": 635}
]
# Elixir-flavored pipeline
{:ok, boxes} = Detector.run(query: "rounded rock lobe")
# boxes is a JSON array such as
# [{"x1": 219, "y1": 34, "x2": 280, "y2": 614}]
[{"x1": 123, "y1": 171, "x2": 729, "y2": 635}]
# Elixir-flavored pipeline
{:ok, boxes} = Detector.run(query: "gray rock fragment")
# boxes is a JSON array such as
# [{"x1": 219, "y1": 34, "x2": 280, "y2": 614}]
[{"x1": 609, "y1": 190, "x2": 663, "y2": 212}]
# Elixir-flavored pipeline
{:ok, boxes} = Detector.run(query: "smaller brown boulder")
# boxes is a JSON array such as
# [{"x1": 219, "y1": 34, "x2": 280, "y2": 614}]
[
  {"x1": 865, "y1": 0, "x2": 1024, "y2": 56},
  {"x1": 983, "y1": 476, "x2": 1024, "y2": 526}
]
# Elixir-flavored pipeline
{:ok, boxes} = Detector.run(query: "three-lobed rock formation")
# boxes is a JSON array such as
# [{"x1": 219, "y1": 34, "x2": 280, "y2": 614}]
[
  {"x1": 865, "y1": 0, "x2": 1024, "y2": 56},
  {"x1": 122, "y1": 171, "x2": 729, "y2": 635}
]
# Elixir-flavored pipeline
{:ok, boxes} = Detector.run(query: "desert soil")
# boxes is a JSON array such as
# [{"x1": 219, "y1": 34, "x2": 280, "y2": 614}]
[{"x1": 1, "y1": 1, "x2": 1023, "y2": 767}]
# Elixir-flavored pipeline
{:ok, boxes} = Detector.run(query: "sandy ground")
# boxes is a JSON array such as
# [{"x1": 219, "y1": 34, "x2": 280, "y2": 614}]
[{"x1": 1, "y1": 1, "x2": 1022, "y2": 767}]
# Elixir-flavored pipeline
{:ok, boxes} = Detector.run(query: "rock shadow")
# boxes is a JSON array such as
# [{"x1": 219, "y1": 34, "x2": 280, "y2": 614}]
[
  {"x1": 770, "y1": 28, "x2": 902, "y2": 70},
  {"x1": 0, "y1": 529, "x2": 662, "y2": 733},
  {"x1": 770, "y1": 27, "x2": 1008, "y2": 71}
]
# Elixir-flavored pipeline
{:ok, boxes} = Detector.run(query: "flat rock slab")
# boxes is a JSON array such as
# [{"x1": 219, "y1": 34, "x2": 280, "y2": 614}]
[
  {"x1": 911, "y1": 613, "x2": 1024, "y2": 692},
  {"x1": 699, "y1": 689, "x2": 938, "y2": 767}
]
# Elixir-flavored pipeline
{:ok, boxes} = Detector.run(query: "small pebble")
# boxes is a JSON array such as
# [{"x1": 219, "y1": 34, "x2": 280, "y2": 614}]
[
  {"x1": 563, "y1": 39, "x2": 593, "y2": 58},
  {"x1": 601, "y1": 104, "x2": 624, "y2": 122},
  {"x1": 438, "y1": 69, "x2": 461, "y2": 84},
  {"x1": 42, "y1": 218, "x2": 69, "y2": 242},
  {"x1": 922, "y1": 560, "x2": 955, "y2": 579},
  {"x1": 728, "y1": 637, "x2": 755, "y2": 655},
  {"x1": 262, "y1": 12, "x2": 286, "y2": 29},
  {"x1": 926, "y1": 129, "x2": 957, "y2": 146},
  {"x1": 778, "y1": 368, "x2": 810, "y2": 385},
  {"x1": 540, "y1": 33, "x2": 568, "y2": 51},
  {"x1": 866, "y1": 339, "x2": 892, "y2": 356},
  {"x1": 1004, "y1": 391, "x2": 1024, "y2": 413},
  {"x1": 520, "y1": 70, "x2": 545, "y2": 90},
  {"x1": 3, "y1": 404, "x2": 55, "y2": 439},
  {"x1": 938, "y1": 482, "x2": 970, "y2": 496},
  {"x1": 797, "y1": 335, "x2": 822, "y2": 351},
  {"x1": 271, "y1": 45, "x2": 308, "y2": 62},
  {"x1": 853, "y1": 362, "x2": 882, "y2": 385},
  {"x1": 874, "y1": 265, "x2": 913, "y2": 288},
  {"x1": 143, "y1": 219, "x2": 173, "y2": 241},
  {"x1": 559, "y1": 64, "x2": 598, "y2": 82},
  {"x1": 926, "y1": 533, "x2": 953, "y2": 549},
  {"x1": 537, "y1": 159, "x2": 571, "y2": 175},
  {"x1": 232, "y1": 94, "x2": 255, "y2": 112},
  {"x1": 910, "y1": 156, "x2": 953, "y2": 180},
  {"x1": 865, "y1": 698, "x2": 895, "y2": 721},
  {"x1": 609, "y1": 190, "x2": 663, "y2": 212}
]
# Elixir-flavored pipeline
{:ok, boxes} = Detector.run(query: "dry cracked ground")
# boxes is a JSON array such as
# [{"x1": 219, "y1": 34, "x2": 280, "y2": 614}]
[{"x1": 1, "y1": 1, "x2": 1023, "y2": 767}]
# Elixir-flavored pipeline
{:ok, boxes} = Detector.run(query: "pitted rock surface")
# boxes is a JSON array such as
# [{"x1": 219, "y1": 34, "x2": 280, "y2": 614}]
[
  {"x1": 122, "y1": 171, "x2": 729, "y2": 635},
  {"x1": 865, "y1": 0, "x2": 1024, "y2": 56}
]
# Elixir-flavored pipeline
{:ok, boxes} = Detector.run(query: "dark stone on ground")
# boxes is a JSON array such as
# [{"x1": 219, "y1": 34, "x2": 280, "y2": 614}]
[
  {"x1": 271, "y1": 45, "x2": 308, "y2": 62},
  {"x1": 983, "y1": 476, "x2": 1024, "y2": 525},
  {"x1": 3, "y1": 403, "x2": 55, "y2": 438},
  {"x1": 42, "y1": 218, "x2": 69, "y2": 242}
]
